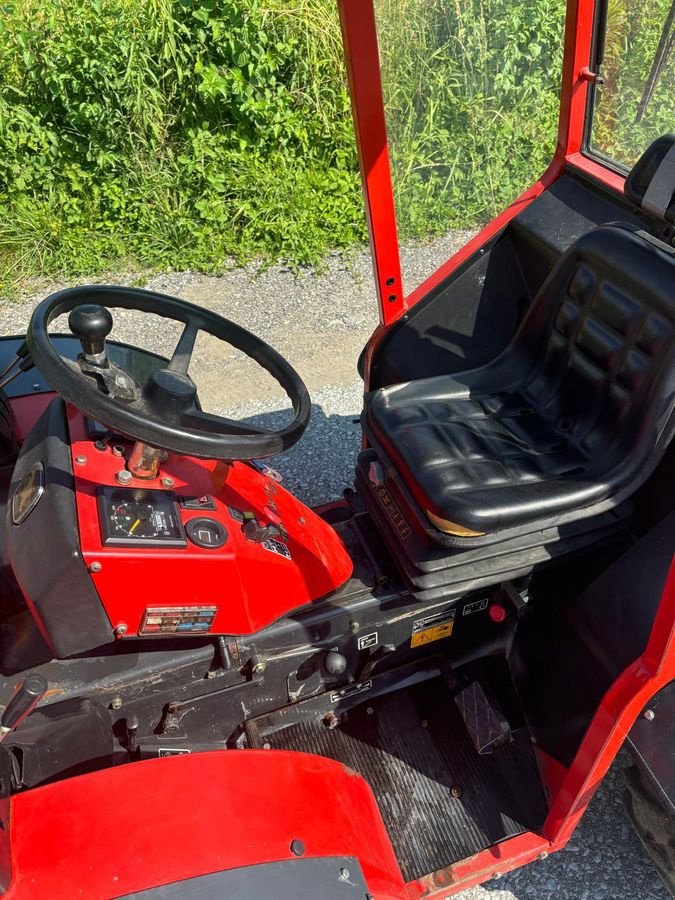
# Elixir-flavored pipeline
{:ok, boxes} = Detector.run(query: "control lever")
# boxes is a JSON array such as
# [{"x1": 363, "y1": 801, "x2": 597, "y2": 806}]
[
  {"x1": 0, "y1": 674, "x2": 48, "y2": 742},
  {"x1": 0, "y1": 340, "x2": 36, "y2": 392},
  {"x1": 69, "y1": 304, "x2": 114, "y2": 359},
  {"x1": 68, "y1": 304, "x2": 140, "y2": 401}
]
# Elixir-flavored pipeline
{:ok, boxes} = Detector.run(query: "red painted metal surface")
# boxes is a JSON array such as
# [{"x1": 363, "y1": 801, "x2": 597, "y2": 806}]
[
  {"x1": 556, "y1": 0, "x2": 596, "y2": 159},
  {"x1": 67, "y1": 406, "x2": 352, "y2": 637},
  {"x1": 5, "y1": 750, "x2": 406, "y2": 899},
  {"x1": 566, "y1": 151, "x2": 627, "y2": 193},
  {"x1": 337, "y1": 0, "x2": 404, "y2": 327}
]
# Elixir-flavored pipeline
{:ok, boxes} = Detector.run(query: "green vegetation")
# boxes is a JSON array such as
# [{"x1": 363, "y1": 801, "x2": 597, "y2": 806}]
[
  {"x1": 376, "y1": 0, "x2": 566, "y2": 240},
  {"x1": 0, "y1": 0, "x2": 670, "y2": 290},
  {"x1": 592, "y1": 0, "x2": 674, "y2": 167},
  {"x1": 0, "y1": 0, "x2": 363, "y2": 289}
]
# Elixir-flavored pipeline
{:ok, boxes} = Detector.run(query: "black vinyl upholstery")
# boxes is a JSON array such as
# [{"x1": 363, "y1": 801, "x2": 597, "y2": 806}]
[{"x1": 365, "y1": 225, "x2": 675, "y2": 536}]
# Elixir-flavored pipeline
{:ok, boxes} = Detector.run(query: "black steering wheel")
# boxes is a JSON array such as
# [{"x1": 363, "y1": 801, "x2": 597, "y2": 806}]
[{"x1": 27, "y1": 285, "x2": 311, "y2": 460}]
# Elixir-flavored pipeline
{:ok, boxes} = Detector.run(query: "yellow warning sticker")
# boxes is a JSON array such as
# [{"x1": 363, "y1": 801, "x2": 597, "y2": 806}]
[{"x1": 410, "y1": 609, "x2": 456, "y2": 648}]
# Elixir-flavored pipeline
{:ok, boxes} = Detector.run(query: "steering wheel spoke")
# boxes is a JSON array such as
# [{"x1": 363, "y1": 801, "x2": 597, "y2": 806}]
[{"x1": 168, "y1": 322, "x2": 199, "y2": 375}]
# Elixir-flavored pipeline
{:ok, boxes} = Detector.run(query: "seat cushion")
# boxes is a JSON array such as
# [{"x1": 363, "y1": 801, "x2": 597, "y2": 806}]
[
  {"x1": 367, "y1": 387, "x2": 599, "y2": 534},
  {"x1": 365, "y1": 225, "x2": 675, "y2": 536}
]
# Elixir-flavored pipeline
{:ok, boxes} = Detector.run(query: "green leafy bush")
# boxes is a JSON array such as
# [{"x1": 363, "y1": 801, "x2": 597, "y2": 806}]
[
  {"x1": 591, "y1": 0, "x2": 674, "y2": 166},
  {"x1": 376, "y1": 0, "x2": 566, "y2": 240},
  {"x1": 3, "y1": 0, "x2": 666, "y2": 289},
  {"x1": 0, "y1": 0, "x2": 364, "y2": 288}
]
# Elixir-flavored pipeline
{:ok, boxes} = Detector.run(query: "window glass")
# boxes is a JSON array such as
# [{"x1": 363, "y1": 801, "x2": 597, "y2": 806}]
[
  {"x1": 375, "y1": 0, "x2": 566, "y2": 294},
  {"x1": 590, "y1": 0, "x2": 675, "y2": 169}
]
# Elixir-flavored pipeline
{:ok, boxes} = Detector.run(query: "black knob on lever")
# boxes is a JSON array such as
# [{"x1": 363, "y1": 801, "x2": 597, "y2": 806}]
[
  {"x1": 0, "y1": 674, "x2": 48, "y2": 741},
  {"x1": 69, "y1": 304, "x2": 113, "y2": 357}
]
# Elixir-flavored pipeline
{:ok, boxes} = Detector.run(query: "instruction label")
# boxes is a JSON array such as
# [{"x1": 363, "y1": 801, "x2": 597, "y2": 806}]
[
  {"x1": 330, "y1": 680, "x2": 372, "y2": 703},
  {"x1": 463, "y1": 597, "x2": 489, "y2": 616},
  {"x1": 357, "y1": 632, "x2": 378, "y2": 650},
  {"x1": 261, "y1": 538, "x2": 292, "y2": 560},
  {"x1": 410, "y1": 609, "x2": 456, "y2": 648}
]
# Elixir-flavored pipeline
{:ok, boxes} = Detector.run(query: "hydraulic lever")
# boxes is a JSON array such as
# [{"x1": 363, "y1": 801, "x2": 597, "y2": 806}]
[{"x1": 0, "y1": 340, "x2": 35, "y2": 391}]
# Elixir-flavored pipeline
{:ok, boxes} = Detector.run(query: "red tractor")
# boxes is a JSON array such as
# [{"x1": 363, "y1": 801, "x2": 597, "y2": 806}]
[{"x1": 0, "y1": 0, "x2": 672, "y2": 896}]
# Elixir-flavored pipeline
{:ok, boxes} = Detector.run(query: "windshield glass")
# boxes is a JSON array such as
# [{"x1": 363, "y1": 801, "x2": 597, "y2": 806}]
[
  {"x1": 375, "y1": 0, "x2": 565, "y2": 295},
  {"x1": 589, "y1": 0, "x2": 674, "y2": 169}
]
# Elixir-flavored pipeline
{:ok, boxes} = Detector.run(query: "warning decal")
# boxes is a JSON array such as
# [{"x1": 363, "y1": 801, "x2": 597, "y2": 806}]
[{"x1": 410, "y1": 608, "x2": 456, "y2": 648}]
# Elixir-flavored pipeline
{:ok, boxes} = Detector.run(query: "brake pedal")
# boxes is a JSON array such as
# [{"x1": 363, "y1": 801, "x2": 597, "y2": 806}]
[{"x1": 454, "y1": 681, "x2": 512, "y2": 754}]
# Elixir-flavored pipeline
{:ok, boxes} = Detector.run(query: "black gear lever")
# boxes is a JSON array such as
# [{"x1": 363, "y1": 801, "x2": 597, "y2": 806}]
[
  {"x1": 68, "y1": 304, "x2": 114, "y2": 359},
  {"x1": 67, "y1": 304, "x2": 140, "y2": 401}
]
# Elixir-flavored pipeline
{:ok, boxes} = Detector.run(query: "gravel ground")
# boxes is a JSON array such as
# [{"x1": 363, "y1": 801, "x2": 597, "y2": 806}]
[{"x1": 0, "y1": 235, "x2": 669, "y2": 900}]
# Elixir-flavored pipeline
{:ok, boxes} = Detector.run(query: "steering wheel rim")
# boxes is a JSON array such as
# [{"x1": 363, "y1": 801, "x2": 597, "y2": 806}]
[{"x1": 27, "y1": 285, "x2": 311, "y2": 460}]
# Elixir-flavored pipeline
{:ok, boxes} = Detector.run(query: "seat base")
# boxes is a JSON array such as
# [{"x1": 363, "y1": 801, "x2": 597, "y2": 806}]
[{"x1": 356, "y1": 450, "x2": 634, "y2": 601}]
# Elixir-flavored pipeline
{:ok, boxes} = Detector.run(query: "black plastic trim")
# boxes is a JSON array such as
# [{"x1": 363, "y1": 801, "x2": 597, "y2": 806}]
[
  {"x1": 123, "y1": 856, "x2": 369, "y2": 899},
  {"x1": 626, "y1": 681, "x2": 675, "y2": 817},
  {"x1": 6, "y1": 398, "x2": 114, "y2": 657}
]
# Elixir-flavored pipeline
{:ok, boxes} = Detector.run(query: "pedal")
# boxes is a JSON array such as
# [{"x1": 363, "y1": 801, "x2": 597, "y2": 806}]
[{"x1": 454, "y1": 681, "x2": 512, "y2": 754}]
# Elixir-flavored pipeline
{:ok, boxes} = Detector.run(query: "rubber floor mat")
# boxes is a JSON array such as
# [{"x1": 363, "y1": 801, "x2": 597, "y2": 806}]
[{"x1": 261, "y1": 678, "x2": 548, "y2": 881}]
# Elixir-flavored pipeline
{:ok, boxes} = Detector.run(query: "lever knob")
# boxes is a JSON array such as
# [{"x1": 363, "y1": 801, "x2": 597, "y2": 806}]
[
  {"x1": 69, "y1": 304, "x2": 113, "y2": 356},
  {"x1": 0, "y1": 673, "x2": 48, "y2": 739}
]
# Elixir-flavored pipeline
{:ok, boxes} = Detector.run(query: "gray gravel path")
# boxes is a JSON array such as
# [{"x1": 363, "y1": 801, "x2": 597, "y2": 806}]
[{"x1": 0, "y1": 235, "x2": 668, "y2": 900}]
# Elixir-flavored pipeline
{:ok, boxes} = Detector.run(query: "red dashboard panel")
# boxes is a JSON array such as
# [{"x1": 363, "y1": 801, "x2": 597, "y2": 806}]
[{"x1": 67, "y1": 407, "x2": 353, "y2": 637}]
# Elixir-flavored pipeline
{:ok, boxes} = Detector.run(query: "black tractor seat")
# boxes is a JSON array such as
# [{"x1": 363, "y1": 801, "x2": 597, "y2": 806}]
[
  {"x1": 364, "y1": 221, "x2": 675, "y2": 543},
  {"x1": 365, "y1": 223, "x2": 674, "y2": 541}
]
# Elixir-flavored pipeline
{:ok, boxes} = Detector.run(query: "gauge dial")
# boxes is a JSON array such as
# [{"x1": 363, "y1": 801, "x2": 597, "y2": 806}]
[
  {"x1": 98, "y1": 488, "x2": 187, "y2": 547},
  {"x1": 111, "y1": 500, "x2": 159, "y2": 538}
]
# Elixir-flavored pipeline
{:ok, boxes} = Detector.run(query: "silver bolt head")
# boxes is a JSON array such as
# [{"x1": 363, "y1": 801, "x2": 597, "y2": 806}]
[
  {"x1": 643, "y1": 709, "x2": 655, "y2": 721},
  {"x1": 161, "y1": 476, "x2": 175, "y2": 489},
  {"x1": 253, "y1": 662, "x2": 266, "y2": 675},
  {"x1": 110, "y1": 696, "x2": 123, "y2": 710},
  {"x1": 112, "y1": 444, "x2": 125, "y2": 457},
  {"x1": 75, "y1": 455, "x2": 87, "y2": 465},
  {"x1": 115, "y1": 470, "x2": 132, "y2": 485},
  {"x1": 89, "y1": 561, "x2": 102, "y2": 573},
  {"x1": 339, "y1": 868, "x2": 350, "y2": 882},
  {"x1": 115, "y1": 623, "x2": 128, "y2": 636},
  {"x1": 538, "y1": 851, "x2": 549, "y2": 860}
]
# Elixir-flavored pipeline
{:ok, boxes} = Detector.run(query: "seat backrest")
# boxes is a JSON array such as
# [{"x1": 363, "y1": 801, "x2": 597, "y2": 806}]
[
  {"x1": 506, "y1": 136, "x2": 675, "y2": 468},
  {"x1": 518, "y1": 224, "x2": 674, "y2": 465}
]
